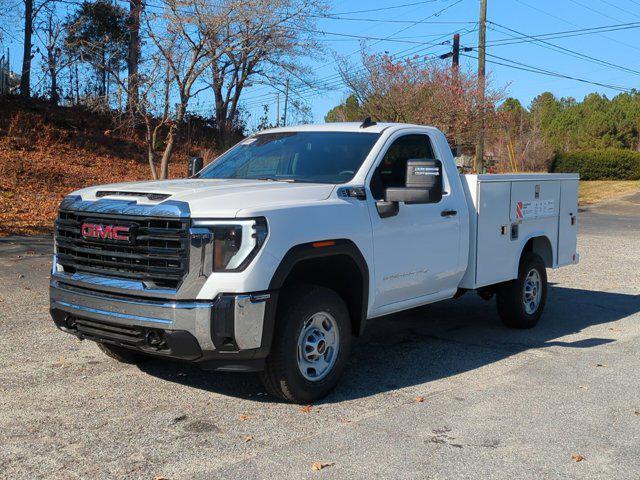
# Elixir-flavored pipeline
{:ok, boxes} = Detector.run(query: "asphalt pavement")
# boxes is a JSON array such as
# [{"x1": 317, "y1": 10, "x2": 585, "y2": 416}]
[{"x1": 1, "y1": 192, "x2": 639, "y2": 479}]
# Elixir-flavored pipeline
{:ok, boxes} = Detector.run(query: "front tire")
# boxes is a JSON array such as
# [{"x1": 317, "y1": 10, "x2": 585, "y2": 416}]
[
  {"x1": 496, "y1": 252, "x2": 547, "y2": 329},
  {"x1": 259, "y1": 285, "x2": 352, "y2": 403}
]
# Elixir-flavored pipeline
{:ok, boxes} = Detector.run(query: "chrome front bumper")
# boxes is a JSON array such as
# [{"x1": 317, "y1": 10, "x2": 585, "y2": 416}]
[{"x1": 50, "y1": 277, "x2": 274, "y2": 370}]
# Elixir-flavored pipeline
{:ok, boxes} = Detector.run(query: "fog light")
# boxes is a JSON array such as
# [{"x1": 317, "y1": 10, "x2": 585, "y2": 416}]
[
  {"x1": 145, "y1": 329, "x2": 165, "y2": 348},
  {"x1": 64, "y1": 316, "x2": 77, "y2": 330}
]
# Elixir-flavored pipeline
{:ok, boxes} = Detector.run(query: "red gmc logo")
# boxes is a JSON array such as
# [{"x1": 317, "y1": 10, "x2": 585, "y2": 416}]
[{"x1": 81, "y1": 223, "x2": 132, "y2": 242}]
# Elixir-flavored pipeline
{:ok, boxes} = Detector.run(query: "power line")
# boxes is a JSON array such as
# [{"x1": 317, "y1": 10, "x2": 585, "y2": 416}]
[
  {"x1": 241, "y1": 31, "x2": 466, "y2": 106},
  {"x1": 329, "y1": 0, "x2": 445, "y2": 16},
  {"x1": 305, "y1": 29, "x2": 450, "y2": 45},
  {"x1": 240, "y1": 0, "x2": 466, "y2": 106},
  {"x1": 567, "y1": 0, "x2": 625, "y2": 23},
  {"x1": 314, "y1": 15, "x2": 476, "y2": 25},
  {"x1": 482, "y1": 22, "x2": 640, "y2": 47},
  {"x1": 240, "y1": 50, "x2": 451, "y2": 110},
  {"x1": 515, "y1": 0, "x2": 640, "y2": 52},
  {"x1": 462, "y1": 51, "x2": 633, "y2": 92},
  {"x1": 246, "y1": 26, "x2": 477, "y2": 102},
  {"x1": 239, "y1": 33, "x2": 463, "y2": 109},
  {"x1": 597, "y1": 0, "x2": 640, "y2": 19},
  {"x1": 485, "y1": 21, "x2": 640, "y2": 78}
]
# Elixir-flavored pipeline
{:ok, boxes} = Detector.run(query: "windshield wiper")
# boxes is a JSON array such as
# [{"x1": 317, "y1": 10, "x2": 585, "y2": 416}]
[{"x1": 255, "y1": 177, "x2": 297, "y2": 183}]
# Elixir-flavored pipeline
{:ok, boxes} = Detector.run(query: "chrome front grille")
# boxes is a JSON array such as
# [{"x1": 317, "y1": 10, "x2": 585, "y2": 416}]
[{"x1": 55, "y1": 210, "x2": 190, "y2": 289}]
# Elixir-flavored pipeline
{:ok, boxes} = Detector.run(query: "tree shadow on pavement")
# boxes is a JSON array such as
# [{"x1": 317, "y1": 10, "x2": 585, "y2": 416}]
[{"x1": 138, "y1": 285, "x2": 640, "y2": 402}]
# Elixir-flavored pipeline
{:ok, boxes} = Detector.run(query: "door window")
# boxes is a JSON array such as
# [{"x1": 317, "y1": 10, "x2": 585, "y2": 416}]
[{"x1": 370, "y1": 134, "x2": 436, "y2": 199}]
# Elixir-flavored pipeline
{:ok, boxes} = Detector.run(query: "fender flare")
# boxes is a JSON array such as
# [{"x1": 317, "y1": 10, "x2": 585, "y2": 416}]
[
  {"x1": 269, "y1": 239, "x2": 370, "y2": 336},
  {"x1": 514, "y1": 233, "x2": 555, "y2": 276}
]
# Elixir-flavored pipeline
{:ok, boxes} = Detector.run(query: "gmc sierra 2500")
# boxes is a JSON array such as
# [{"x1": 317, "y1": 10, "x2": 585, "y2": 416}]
[{"x1": 50, "y1": 122, "x2": 579, "y2": 403}]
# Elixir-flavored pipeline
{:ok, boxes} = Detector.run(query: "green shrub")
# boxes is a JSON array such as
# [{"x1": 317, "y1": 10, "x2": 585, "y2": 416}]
[{"x1": 550, "y1": 149, "x2": 640, "y2": 180}]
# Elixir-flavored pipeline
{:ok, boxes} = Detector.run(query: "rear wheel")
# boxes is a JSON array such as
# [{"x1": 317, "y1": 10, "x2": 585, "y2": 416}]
[
  {"x1": 97, "y1": 342, "x2": 149, "y2": 364},
  {"x1": 496, "y1": 252, "x2": 547, "y2": 329},
  {"x1": 259, "y1": 285, "x2": 352, "y2": 403}
]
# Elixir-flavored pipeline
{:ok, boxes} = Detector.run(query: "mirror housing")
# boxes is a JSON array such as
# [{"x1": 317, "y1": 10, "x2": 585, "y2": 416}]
[
  {"x1": 384, "y1": 159, "x2": 443, "y2": 205},
  {"x1": 188, "y1": 156, "x2": 204, "y2": 177}
]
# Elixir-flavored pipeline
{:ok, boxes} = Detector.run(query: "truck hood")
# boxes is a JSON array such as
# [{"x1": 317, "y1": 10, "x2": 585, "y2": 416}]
[{"x1": 73, "y1": 179, "x2": 336, "y2": 217}]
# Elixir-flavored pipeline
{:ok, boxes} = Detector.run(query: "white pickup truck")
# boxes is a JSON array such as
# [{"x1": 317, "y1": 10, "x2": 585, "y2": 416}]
[{"x1": 50, "y1": 121, "x2": 579, "y2": 403}]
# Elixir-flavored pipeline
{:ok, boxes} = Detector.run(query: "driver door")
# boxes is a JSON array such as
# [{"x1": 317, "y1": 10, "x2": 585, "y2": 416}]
[{"x1": 367, "y1": 133, "x2": 461, "y2": 311}]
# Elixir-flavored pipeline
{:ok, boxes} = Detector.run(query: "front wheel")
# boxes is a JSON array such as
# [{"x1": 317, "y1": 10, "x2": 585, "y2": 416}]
[
  {"x1": 496, "y1": 252, "x2": 548, "y2": 329},
  {"x1": 259, "y1": 285, "x2": 352, "y2": 403}
]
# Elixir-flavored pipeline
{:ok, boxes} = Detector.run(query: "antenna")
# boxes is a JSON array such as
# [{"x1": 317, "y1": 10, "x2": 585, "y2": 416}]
[{"x1": 360, "y1": 117, "x2": 377, "y2": 128}]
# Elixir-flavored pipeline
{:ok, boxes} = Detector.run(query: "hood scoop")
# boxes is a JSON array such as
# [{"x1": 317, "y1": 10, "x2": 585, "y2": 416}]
[{"x1": 95, "y1": 191, "x2": 171, "y2": 201}]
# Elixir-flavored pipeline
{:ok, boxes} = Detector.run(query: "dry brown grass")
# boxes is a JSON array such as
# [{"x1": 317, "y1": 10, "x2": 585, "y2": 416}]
[{"x1": 579, "y1": 180, "x2": 640, "y2": 206}]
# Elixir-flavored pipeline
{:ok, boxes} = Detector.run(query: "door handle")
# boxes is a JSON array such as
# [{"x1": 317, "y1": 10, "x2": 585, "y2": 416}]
[{"x1": 441, "y1": 209, "x2": 457, "y2": 217}]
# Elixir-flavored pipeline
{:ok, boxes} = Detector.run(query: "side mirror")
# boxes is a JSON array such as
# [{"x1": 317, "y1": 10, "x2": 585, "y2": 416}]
[
  {"x1": 188, "y1": 156, "x2": 204, "y2": 177},
  {"x1": 384, "y1": 159, "x2": 443, "y2": 204}
]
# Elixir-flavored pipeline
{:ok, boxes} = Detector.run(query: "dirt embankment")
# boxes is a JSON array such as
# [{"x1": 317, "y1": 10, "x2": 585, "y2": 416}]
[{"x1": 0, "y1": 97, "x2": 192, "y2": 236}]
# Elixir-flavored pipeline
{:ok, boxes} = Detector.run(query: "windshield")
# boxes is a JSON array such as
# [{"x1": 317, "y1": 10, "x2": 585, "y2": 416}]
[{"x1": 197, "y1": 131, "x2": 381, "y2": 184}]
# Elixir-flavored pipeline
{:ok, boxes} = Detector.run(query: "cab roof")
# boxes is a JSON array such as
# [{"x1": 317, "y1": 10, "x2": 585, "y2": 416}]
[{"x1": 257, "y1": 122, "x2": 439, "y2": 135}]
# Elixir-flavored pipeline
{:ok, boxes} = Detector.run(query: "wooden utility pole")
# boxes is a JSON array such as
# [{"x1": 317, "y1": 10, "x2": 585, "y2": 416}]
[
  {"x1": 452, "y1": 33, "x2": 460, "y2": 70},
  {"x1": 283, "y1": 79, "x2": 289, "y2": 127},
  {"x1": 475, "y1": 0, "x2": 488, "y2": 173},
  {"x1": 276, "y1": 93, "x2": 280, "y2": 127}
]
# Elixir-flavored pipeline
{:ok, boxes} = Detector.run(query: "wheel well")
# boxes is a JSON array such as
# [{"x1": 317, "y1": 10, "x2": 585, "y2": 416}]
[
  {"x1": 522, "y1": 236, "x2": 553, "y2": 268},
  {"x1": 281, "y1": 254, "x2": 365, "y2": 336}
]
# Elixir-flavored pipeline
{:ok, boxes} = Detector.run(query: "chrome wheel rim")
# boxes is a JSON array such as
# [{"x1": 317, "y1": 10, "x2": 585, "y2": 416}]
[
  {"x1": 523, "y1": 268, "x2": 542, "y2": 315},
  {"x1": 297, "y1": 311, "x2": 339, "y2": 382}
]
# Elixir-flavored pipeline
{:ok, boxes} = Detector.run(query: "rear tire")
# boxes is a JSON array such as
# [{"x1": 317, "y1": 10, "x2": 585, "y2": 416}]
[
  {"x1": 97, "y1": 342, "x2": 149, "y2": 364},
  {"x1": 496, "y1": 252, "x2": 547, "y2": 329},
  {"x1": 259, "y1": 285, "x2": 352, "y2": 403}
]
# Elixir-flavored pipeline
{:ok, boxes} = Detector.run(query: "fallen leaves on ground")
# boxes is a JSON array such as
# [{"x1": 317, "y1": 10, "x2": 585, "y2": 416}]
[
  {"x1": 52, "y1": 356, "x2": 69, "y2": 368},
  {"x1": 243, "y1": 435, "x2": 253, "y2": 443},
  {"x1": 571, "y1": 454, "x2": 586, "y2": 462},
  {"x1": 0, "y1": 97, "x2": 193, "y2": 237},
  {"x1": 634, "y1": 410, "x2": 639, "y2": 416},
  {"x1": 299, "y1": 405, "x2": 315, "y2": 414},
  {"x1": 608, "y1": 327, "x2": 622, "y2": 332},
  {"x1": 415, "y1": 396, "x2": 425, "y2": 403},
  {"x1": 311, "y1": 462, "x2": 335, "y2": 471},
  {"x1": 579, "y1": 385, "x2": 588, "y2": 390},
  {"x1": 153, "y1": 476, "x2": 169, "y2": 480},
  {"x1": 594, "y1": 363, "x2": 607, "y2": 367},
  {"x1": 238, "y1": 414, "x2": 251, "y2": 421}
]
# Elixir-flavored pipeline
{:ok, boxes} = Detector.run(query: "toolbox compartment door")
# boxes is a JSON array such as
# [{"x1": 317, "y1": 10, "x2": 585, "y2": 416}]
[
  {"x1": 509, "y1": 180, "x2": 561, "y2": 267},
  {"x1": 475, "y1": 181, "x2": 516, "y2": 287},
  {"x1": 557, "y1": 179, "x2": 579, "y2": 266}
]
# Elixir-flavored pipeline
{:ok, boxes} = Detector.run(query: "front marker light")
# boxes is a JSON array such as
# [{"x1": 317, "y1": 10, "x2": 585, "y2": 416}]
[{"x1": 192, "y1": 218, "x2": 268, "y2": 272}]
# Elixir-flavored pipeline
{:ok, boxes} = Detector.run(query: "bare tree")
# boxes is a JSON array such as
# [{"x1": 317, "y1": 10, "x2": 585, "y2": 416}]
[
  {"x1": 127, "y1": 0, "x2": 142, "y2": 111},
  {"x1": 139, "y1": 0, "x2": 229, "y2": 179},
  {"x1": 20, "y1": 0, "x2": 34, "y2": 96},
  {"x1": 20, "y1": 0, "x2": 55, "y2": 97},
  {"x1": 64, "y1": 0, "x2": 129, "y2": 104},
  {"x1": 204, "y1": 0, "x2": 324, "y2": 147},
  {"x1": 35, "y1": 5, "x2": 64, "y2": 104}
]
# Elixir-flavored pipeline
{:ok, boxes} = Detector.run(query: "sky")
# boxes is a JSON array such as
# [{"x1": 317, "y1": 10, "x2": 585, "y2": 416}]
[{"x1": 3, "y1": 0, "x2": 640, "y2": 128}]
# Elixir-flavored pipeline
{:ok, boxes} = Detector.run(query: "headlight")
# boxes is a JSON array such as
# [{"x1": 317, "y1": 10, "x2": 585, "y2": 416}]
[{"x1": 192, "y1": 218, "x2": 268, "y2": 271}]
